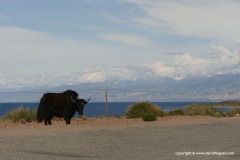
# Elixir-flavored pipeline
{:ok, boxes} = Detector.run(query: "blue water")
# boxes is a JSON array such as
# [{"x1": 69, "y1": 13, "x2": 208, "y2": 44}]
[{"x1": 0, "y1": 102, "x2": 232, "y2": 118}]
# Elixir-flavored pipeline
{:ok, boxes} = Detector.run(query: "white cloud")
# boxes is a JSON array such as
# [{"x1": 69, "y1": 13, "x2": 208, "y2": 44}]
[
  {"x1": 100, "y1": 33, "x2": 153, "y2": 47},
  {"x1": 210, "y1": 45, "x2": 240, "y2": 66},
  {"x1": 0, "y1": 25, "x2": 239, "y2": 88},
  {"x1": 175, "y1": 54, "x2": 208, "y2": 66},
  {"x1": 146, "y1": 54, "x2": 211, "y2": 79},
  {"x1": 125, "y1": 0, "x2": 240, "y2": 43},
  {"x1": 146, "y1": 62, "x2": 176, "y2": 78},
  {"x1": 1, "y1": 45, "x2": 240, "y2": 89},
  {"x1": 0, "y1": 66, "x2": 139, "y2": 88},
  {"x1": 78, "y1": 66, "x2": 136, "y2": 83},
  {"x1": 146, "y1": 47, "x2": 240, "y2": 79},
  {"x1": 175, "y1": 54, "x2": 211, "y2": 77}
]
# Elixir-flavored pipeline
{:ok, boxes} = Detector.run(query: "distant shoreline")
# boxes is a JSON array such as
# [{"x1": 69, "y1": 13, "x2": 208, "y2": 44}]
[{"x1": 213, "y1": 105, "x2": 240, "y2": 108}]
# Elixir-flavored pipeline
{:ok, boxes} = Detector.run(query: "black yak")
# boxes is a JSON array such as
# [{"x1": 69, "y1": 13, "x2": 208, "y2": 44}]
[{"x1": 37, "y1": 90, "x2": 90, "y2": 125}]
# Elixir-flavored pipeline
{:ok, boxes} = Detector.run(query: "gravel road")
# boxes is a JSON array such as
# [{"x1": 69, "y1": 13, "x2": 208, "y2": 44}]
[{"x1": 0, "y1": 116, "x2": 239, "y2": 160}]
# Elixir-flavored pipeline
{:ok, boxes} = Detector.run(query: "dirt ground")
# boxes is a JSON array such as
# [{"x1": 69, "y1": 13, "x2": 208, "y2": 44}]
[
  {"x1": 0, "y1": 116, "x2": 240, "y2": 160},
  {"x1": 0, "y1": 116, "x2": 239, "y2": 136}
]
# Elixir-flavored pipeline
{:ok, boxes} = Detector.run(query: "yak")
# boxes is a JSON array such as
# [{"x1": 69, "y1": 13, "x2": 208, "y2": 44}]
[
  {"x1": 46, "y1": 98, "x2": 91, "y2": 125},
  {"x1": 37, "y1": 90, "x2": 90, "y2": 125}
]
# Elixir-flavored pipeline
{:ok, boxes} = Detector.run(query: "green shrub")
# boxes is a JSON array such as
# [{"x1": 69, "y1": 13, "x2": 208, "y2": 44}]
[
  {"x1": 226, "y1": 108, "x2": 240, "y2": 117},
  {"x1": 184, "y1": 104, "x2": 226, "y2": 117},
  {"x1": 167, "y1": 109, "x2": 185, "y2": 116},
  {"x1": 3, "y1": 106, "x2": 37, "y2": 123},
  {"x1": 126, "y1": 102, "x2": 164, "y2": 119},
  {"x1": 142, "y1": 114, "x2": 157, "y2": 121}
]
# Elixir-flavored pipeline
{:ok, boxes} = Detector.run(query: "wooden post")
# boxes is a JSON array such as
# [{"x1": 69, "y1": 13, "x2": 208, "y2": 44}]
[{"x1": 105, "y1": 88, "x2": 108, "y2": 119}]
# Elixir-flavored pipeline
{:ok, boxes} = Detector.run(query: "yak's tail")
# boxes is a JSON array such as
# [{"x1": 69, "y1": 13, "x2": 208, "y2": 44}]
[
  {"x1": 37, "y1": 107, "x2": 43, "y2": 122},
  {"x1": 36, "y1": 97, "x2": 46, "y2": 122}
]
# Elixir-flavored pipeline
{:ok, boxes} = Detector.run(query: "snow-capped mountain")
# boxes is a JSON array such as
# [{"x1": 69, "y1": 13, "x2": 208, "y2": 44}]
[{"x1": 1, "y1": 72, "x2": 240, "y2": 102}]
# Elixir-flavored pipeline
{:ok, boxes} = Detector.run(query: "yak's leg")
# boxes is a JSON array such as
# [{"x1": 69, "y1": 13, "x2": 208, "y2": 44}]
[
  {"x1": 65, "y1": 117, "x2": 71, "y2": 125},
  {"x1": 64, "y1": 108, "x2": 72, "y2": 125},
  {"x1": 66, "y1": 119, "x2": 71, "y2": 125},
  {"x1": 47, "y1": 113, "x2": 53, "y2": 125},
  {"x1": 44, "y1": 112, "x2": 51, "y2": 125},
  {"x1": 47, "y1": 120, "x2": 52, "y2": 125},
  {"x1": 44, "y1": 116, "x2": 48, "y2": 125}
]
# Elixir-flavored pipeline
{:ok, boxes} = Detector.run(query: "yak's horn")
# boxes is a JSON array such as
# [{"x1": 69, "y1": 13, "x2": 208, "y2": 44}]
[
  {"x1": 71, "y1": 96, "x2": 76, "y2": 103},
  {"x1": 86, "y1": 97, "x2": 91, "y2": 102}
]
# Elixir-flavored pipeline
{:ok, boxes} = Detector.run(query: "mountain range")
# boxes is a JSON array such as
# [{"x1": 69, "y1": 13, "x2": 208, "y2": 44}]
[{"x1": 2, "y1": 73, "x2": 239, "y2": 102}]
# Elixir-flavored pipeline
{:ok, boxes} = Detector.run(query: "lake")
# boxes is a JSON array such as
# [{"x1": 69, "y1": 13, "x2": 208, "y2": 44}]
[{"x1": 0, "y1": 102, "x2": 222, "y2": 118}]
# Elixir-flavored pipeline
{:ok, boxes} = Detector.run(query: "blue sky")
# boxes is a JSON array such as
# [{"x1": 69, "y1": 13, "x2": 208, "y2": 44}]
[{"x1": 0, "y1": 0, "x2": 240, "y2": 88}]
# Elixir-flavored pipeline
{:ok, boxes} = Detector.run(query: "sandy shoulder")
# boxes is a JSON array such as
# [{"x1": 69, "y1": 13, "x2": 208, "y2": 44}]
[{"x1": 0, "y1": 116, "x2": 240, "y2": 136}]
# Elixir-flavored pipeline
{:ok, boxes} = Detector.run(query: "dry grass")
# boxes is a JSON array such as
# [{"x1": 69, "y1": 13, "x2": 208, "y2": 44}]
[
  {"x1": 184, "y1": 104, "x2": 226, "y2": 117},
  {"x1": 2, "y1": 106, "x2": 37, "y2": 123},
  {"x1": 226, "y1": 108, "x2": 240, "y2": 117}
]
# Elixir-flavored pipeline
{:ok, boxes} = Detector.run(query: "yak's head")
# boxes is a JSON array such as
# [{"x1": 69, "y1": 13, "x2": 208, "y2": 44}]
[{"x1": 75, "y1": 97, "x2": 91, "y2": 116}]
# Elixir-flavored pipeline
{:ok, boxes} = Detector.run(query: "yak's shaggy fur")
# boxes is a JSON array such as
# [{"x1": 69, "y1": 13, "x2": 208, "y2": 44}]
[{"x1": 37, "y1": 90, "x2": 82, "y2": 125}]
